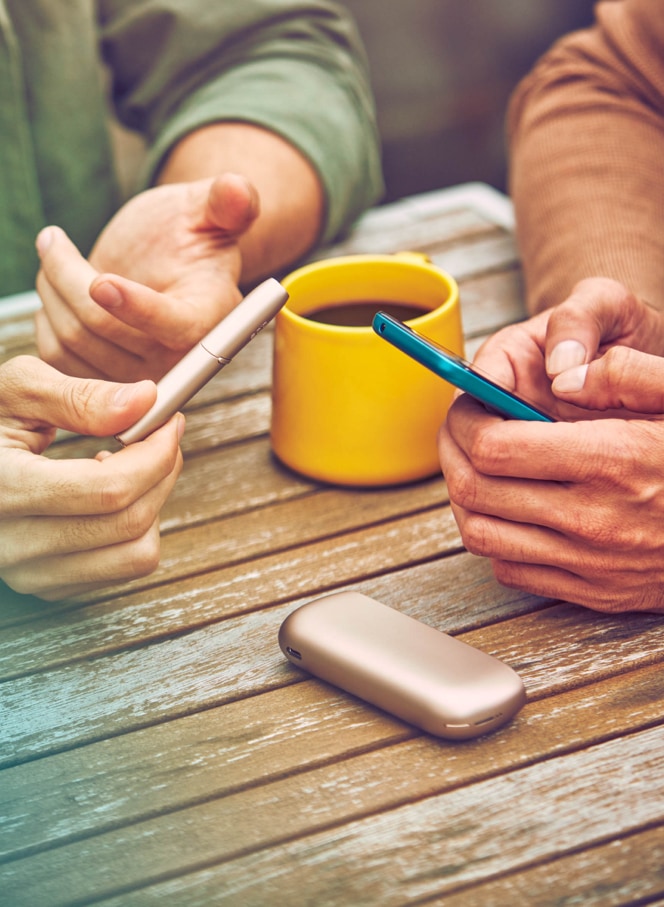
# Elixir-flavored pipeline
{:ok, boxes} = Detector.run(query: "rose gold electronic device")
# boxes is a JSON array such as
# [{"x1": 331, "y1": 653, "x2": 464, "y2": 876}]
[
  {"x1": 279, "y1": 591, "x2": 526, "y2": 740},
  {"x1": 116, "y1": 277, "x2": 288, "y2": 445}
]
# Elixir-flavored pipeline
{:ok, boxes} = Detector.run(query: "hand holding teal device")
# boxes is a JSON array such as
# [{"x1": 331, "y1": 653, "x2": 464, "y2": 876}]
[{"x1": 373, "y1": 312, "x2": 554, "y2": 422}]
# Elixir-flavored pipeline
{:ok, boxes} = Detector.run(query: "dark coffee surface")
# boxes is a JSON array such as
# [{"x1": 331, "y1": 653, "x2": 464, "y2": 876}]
[{"x1": 306, "y1": 301, "x2": 428, "y2": 327}]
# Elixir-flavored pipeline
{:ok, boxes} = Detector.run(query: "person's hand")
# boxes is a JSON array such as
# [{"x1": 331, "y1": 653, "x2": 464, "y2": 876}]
[
  {"x1": 439, "y1": 391, "x2": 664, "y2": 613},
  {"x1": 34, "y1": 173, "x2": 259, "y2": 382},
  {"x1": 0, "y1": 356, "x2": 184, "y2": 601},
  {"x1": 470, "y1": 277, "x2": 664, "y2": 419},
  {"x1": 438, "y1": 277, "x2": 664, "y2": 613}
]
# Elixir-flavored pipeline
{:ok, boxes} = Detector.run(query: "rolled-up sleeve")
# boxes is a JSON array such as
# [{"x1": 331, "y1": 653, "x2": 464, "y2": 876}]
[{"x1": 98, "y1": 0, "x2": 384, "y2": 242}]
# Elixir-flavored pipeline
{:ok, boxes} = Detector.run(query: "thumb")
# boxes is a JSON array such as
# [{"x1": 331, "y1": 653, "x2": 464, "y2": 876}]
[
  {"x1": 544, "y1": 278, "x2": 635, "y2": 377},
  {"x1": 551, "y1": 345, "x2": 664, "y2": 413},
  {"x1": 2, "y1": 356, "x2": 157, "y2": 437},
  {"x1": 204, "y1": 173, "x2": 260, "y2": 237},
  {"x1": 544, "y1": 277, "x2": 664, "y2": 378}
]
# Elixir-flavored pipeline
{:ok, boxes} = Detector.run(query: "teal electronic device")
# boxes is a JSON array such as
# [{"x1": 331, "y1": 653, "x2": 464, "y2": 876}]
[{"x1": 373, "y1": 312, "x2": 554, "y2": 423}]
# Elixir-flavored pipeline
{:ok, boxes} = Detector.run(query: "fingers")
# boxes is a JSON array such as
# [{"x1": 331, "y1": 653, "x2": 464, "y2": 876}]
[
  {"x1": 448, "y1": 486, "x2": 664, "y2": 613},
  {"x1": 544, "y1": 277, "x2": 664, "y2": 376},
  {"x1": 0, "y1": 414, "x2": 184, "y2": 601},
  {"x1": 35, "y1": 226, "x2": 151, "y2": 376},
  {"x1": 442, "y1": 394, "x2": 564, "y2": 481},
  {"x1": 439, "y1": 413, "x2": 593, "y2": 538},
  {"x1": 87, "y1": 175, "x2": 254, "y2": 350},
  {"x1": 89, "y1": 274, "x2": 217, "y2": 353},
  {"x1": 1, "y1": 519, "x2": 164, "y2": 602},
  {"x1": 35, "y1": 179, "x2": 255, "y2": 382},
  {"x1": 0, "y1": 412, "x2": 183, "y2": 516},
  {"x1": 552, "y1": 344, "x2": 664, "y2": 412},
  {"x1": 470, "y1": 324, "x2": 534, "y2": 388},
  {"x1": 0, "y1": 450, "x2": 180, "y2": 568},
  {"x1": 470, "y1": 312, "x2": 560, "y2": 414},
  {"x1": 0, "y1": 355, "x2": 157, "y2": 441},
  {"x1": 441, "y1": 391, "x2": 649, "y2": 483},
  {"x1": 489, "y1": 558, "x2": 663, "y2": 613},
  {"x1": 440, "y1": 400, "x2": 664, "y2": 612},
  {"x1": 544, "y1": 278, "x2": 625, "y2": 376}
]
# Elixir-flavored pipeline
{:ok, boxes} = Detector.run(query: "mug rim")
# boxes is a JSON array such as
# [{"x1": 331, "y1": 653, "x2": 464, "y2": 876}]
[{"x1": 278, "y1": 253, "x2": 459, "y2": 336}]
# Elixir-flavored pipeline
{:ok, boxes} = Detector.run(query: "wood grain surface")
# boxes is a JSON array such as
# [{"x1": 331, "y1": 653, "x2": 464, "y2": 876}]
[{"x1": 1, "y1": 188, "x2": 662, "y2": 907}]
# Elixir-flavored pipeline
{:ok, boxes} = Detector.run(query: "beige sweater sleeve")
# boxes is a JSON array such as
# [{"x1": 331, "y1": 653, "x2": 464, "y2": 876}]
[{"x1": 507, "y1": 0, "x2": 664, "y2": 312}]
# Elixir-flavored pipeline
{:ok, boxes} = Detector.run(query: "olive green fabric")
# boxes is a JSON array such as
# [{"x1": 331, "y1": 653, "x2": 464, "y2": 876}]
[{"x1": 0, "y1": 0, "x2": 383, "y2": 295}]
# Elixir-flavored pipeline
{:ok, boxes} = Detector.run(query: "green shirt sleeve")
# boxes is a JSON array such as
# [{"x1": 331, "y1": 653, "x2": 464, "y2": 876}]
[{"x1": 98, "y1": 0, "x2": 384, "y2": 243}]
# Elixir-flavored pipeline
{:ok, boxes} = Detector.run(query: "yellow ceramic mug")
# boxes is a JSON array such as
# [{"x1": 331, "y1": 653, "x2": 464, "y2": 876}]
[{"x1": 270, "y1": 253, "x2": 463, "y2": 486}]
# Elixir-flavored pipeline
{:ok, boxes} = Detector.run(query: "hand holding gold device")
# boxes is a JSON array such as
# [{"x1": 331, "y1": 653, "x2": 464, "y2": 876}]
[{"x1": 116, "y1": 277, "x2": 288, "y2": 445}]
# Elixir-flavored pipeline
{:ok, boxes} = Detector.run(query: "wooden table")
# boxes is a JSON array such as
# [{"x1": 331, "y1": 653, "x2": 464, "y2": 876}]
[{"x1": 1, "y1": 184, "x2": 663, "y2": 907}]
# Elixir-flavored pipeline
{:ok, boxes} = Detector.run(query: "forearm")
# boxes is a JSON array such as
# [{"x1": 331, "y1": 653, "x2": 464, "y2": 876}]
[
  {"x1": 157, "y1": 122, "x2": 324, "y2": 285},
  {"x1": 508, "y1": 0, "x2": 664, "y2": 313}
]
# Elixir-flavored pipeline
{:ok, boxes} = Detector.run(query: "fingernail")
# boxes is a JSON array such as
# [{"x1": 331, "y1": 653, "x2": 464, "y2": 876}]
[
  {"x1": 552, "y1": 363, "x2": 589, "y2": 393},
  {"x1": 35, "y1": 227, "x2": 54, "y2": 256},
  {"x1": 112, "y1": 380, "x2": 152, "y2": 408},
  {"x1": 176, "y1": 412, "x2": 186, "y2": 440},
  {"x1": 94, "y1": 280, "x2": 124, "y2": 309},
  {"x1": 547, "y1": 340, "x2": 586, "y2": 376}
]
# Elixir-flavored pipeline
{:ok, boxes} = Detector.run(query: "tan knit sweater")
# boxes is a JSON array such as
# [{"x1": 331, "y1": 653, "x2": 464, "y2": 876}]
[{"x1": 508, "y1": 0, "x2": 664, "y2": 313}]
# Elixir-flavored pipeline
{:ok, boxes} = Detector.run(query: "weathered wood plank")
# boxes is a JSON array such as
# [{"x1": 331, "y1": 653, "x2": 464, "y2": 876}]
[
  {"x1": 425, "y1": 825, "x2": 664, "y2": 907},
  {"x1": 9, "y1": 191, "x2": 649, "y2": 907},
  {"x1": 185, "y1": 726, "x2": 663, "y2": 907},
  {"x1": 0, "y1": 683, "x2": 413, "y2": 863},
  {"x1": 4, "y1": 723, "x2": 663, "y2": 907},
  {"x1": 458, "y1": 267, "x2": 526, "y2": 339},
  {"x1": 0, "y1": 502, "x2": 462, "y2": 678},
  {"x1": 429, "y1": 232, "x2": 518, "y2": 283},
  {"x1": 137, "y1": 437, "x2": 314, "y2": 532},
  {"x1": 314, "y1": 201, "x2": 505, "y2": 261},
  {"x1": 0, "y1": 468, "x2": 447, "y2": 624},
  {"x1": 0, "y1": 474, "x2": 450, "y2": 628},
  {"x1": 0, "y1": 314, "x2": 37, "y2": 358},
  {"x1": 3, "y1": 573, "x2": 663, "y2": 769},
  {"x1": 2, "y1": 660, "x2": 663, "y2": 868}
]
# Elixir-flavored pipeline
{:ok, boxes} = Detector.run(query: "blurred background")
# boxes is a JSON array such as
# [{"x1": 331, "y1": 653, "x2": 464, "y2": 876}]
[
  {"x1": 112, "y1": 1, "x2": 598, "y2": 207},
  {"x1": 345, "y1": 0, "x2": 597, "y2": 203}
]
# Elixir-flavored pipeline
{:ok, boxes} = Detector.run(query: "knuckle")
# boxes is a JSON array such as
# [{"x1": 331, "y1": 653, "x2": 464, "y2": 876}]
[
  {"x1": 57, "y1": 316, "x2": 87, "y2": 351},
  {"x1": 124, "y1": 526, "x2": 162, "y2": 578},
  {"x1": 466, "y1": 423, "x2": 510, "y2": 474},
  {"x1": 445, "y1": 427, "x2": 505, "y2": 510},
  {"x1": 565, "y1": 503, "x2": 613, "y2": 548},
  {"x1": 601, "y1": 346, "x2": 631, "y2": 393},
  {"x1": 445, "y1": 463, "x2": 478, "y2": 510},
  {"x1": 459, "y1": 513, "x2": 496, "y2": 557},
  {"x1": 97, "y1": 472, "x2": 136, "y2": 513},
  {"x1": 118, "y1": 498, "x2": 158, "y2": 542},
  {"x1": 490, "y1": 558, "x2": 520, "y2": 589}
]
